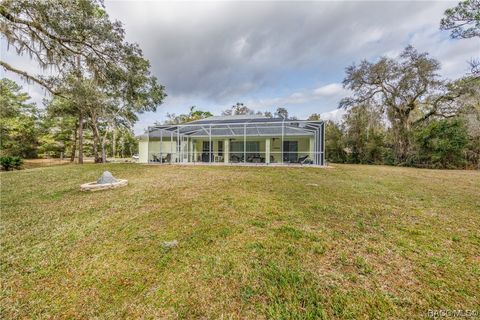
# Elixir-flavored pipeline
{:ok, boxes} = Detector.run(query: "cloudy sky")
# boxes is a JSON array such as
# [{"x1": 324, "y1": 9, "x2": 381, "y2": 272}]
[{"x1": 1, "y1": 1, "x2": 479, "y2": 133}]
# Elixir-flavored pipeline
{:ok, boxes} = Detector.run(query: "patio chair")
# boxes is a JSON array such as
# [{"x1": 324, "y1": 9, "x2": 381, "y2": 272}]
[
  {"x1": 297, "y1": 155, "x2": 310, "y2": 164},
  {"x1": 152, "y1": 154, "x2": 160, "y2": 162},
  {"x1": 230, "y1": 154, "x2": 241, "y2": 163},
  {"x1": 162, "y1": 153, "x2": 171, "y2": 163}
]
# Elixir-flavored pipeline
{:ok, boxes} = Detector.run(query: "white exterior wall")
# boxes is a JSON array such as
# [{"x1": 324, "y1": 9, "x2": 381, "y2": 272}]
[
  {"x1": 148, "y1": 140, "x2": 176, "y2": 162},
  {"x1": 139, "y1": 140, "x2": 149, "y2": 163}
]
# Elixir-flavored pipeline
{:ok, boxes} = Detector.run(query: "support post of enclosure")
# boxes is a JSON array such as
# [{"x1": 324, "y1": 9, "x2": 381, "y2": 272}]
[
  {"x1": 265, "y1": 138, "x2": 271, "y2": 164},
  {"x1": 209, "y1": 124, "x2": 212, "y2": 163},
  {"x1": 160, "y1": 129, "x2": 163, "y2": 163},
  {"x1": 224, "y1": 139, "x2": 229, "y2": 163},
  {"x1": 177, "y1": 128, "x2": 180, "y2": 163},
  {"x1": 147, "y1": 126, "x2": 150, "y2": 163},
  {"x1": 281, "y1": 118, "x2": 285, "y2": 164},
  {"x1": 322, "y1": 122, "x2": 325, "y2": 166},
  {"x1": 243, "y1": 124, "x2": 246, "y2": 163},
  {"x1": 170, "y1": 131, "x2": 173, "y2": 163}
]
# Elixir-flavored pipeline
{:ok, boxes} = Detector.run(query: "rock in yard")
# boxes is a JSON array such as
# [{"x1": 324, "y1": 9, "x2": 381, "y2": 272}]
[
  {"x1": 162, "y1": 240, "x2": 179, "y2": 249},
  {"x1": 97, "y1": 171, "x2": 118, "y2": 184}
]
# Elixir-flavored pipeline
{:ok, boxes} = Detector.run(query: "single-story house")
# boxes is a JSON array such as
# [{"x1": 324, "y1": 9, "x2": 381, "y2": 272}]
[{"x1": 138, "y1": 115, "x2": 325, "y2": 165}]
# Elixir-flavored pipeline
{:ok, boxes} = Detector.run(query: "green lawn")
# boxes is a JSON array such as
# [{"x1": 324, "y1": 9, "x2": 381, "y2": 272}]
[{"x1": 1, "y1": 164, "x2": 479, "y2": 319}]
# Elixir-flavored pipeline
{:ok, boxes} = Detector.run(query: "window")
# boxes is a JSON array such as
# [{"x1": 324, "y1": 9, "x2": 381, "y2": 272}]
[
  {"x1": 246, "y1": 141, "x2": 259, "y2": 153},
  {"x1": 230, "y1": 141, "x2": 259, "y2": 153}
]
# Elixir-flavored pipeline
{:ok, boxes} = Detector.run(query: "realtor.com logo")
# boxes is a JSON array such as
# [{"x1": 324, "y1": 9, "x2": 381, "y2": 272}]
[{"x1": 427, "y1": 309, "x2": 479, "y2": 318}]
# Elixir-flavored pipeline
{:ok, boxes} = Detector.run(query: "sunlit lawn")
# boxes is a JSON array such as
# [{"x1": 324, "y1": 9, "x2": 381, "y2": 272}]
[{"x1": 1, "y1": 164, "x2": 479, "y2": 318}]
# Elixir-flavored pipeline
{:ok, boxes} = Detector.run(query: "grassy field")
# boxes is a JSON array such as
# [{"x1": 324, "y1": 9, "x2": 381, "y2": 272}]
[{"x1": 1, "y1": 164, "x2": 479, "y2": 319}]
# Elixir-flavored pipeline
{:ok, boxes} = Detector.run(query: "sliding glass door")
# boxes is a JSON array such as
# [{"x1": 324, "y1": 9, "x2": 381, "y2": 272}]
[
  {"x1": 202, "y1": 141, "x2": 211, "y2": 162},
  {"x1": 283, "y1": 141, "x2": 298, "y2": 163}
]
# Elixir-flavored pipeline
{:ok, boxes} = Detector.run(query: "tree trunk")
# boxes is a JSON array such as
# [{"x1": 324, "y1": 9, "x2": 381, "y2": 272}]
[
  {"x1": 100, "y1": 123, "x2": 113, "y2": 163},
  {"x1": 101, "y1": 139, "x2": 107, "y2": 163},
  {"x1": 78, "y1": 113, "x2": 84, "y2": 164},
  {"x1": 70, "y1": 124, "x2": 77, "y2": 162},
  {"x1": 99, "y1": 125, "x2": 109, "y2": 164},
  {"x1": 393, "y1": 115, "x2": 410, "y2": 164},
  {"x1": 112, "y1": 129, "x2": 117, "y2": 158},
  {"x1": 92, "y1": 129, "x2": 99, "y2": 163},
  {"x1": 90, "y1": 121, "x2": 103, "y2": 163}
]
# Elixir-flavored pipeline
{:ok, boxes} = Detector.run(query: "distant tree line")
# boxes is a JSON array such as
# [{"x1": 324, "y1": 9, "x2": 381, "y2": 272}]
[
  {"x1": 331, "y1": 43, "x2": 479, "y2": 169},
  {"x1": 326, "y1": 0, "x2": 479, "y2": 169},
  {"x1": 322, "y1": 87, "x2": 479, "y2": 169},
  {"x1": 1, "y1": 79, "x2": 139, "y2": 160}
]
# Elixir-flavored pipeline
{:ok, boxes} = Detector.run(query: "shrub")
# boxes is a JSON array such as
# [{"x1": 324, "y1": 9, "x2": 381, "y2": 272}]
[
  {"x1": 0, "y1": 156, "x2": 23, "y2": 171},
  {"x1": 11, "y1": 156, "x2": 23, "y2": 169},
  {"x1": 0, "y1": 156, "x2": 13, "y2": 171},
  {"x1": 413, "y1": 119, "x2": 468, "y2": 169}
]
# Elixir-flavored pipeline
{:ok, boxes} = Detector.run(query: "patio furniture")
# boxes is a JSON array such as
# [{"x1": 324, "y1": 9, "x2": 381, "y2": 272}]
[
  {"x1": 297, "y1": 155, "x2": 310, "y2": 164},
  {"x1": 230, "y1": 154, "x2": 241, "y2": 163},
  {"x1": 162, "y1": 153, "x2": 172, "y2": 163},
  {"x1": 247, "y1": 153, "x2": 264, "y2": 163},
  {"x1": 201, "y1": 153, "x2": 210, "y2": 162}
]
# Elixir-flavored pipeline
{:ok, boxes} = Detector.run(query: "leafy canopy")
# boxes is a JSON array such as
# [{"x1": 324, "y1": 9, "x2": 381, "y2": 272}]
[
  {"x1": 0, "y1": 78, "x2": 39, "y2": 158},
  {"x1": 165, "y1": 106, "x2": 213, "y2": 124},
  {"x1": 440, "y1": 0, "x2": 480, "y2": 39}
]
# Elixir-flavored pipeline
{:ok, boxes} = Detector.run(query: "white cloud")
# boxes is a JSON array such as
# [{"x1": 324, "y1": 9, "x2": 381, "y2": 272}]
[
  {"x1": 320, "y1": 109, "x2": 346, "y2": 123},
  {"x1": 314, "y1": 83, "x2": 345, "y2": 97}
]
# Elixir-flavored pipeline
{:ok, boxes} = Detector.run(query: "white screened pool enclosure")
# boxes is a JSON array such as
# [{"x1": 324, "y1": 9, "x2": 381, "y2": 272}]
[{"x1": 138, "y1": 115, "x2": 325, "y2": 166}]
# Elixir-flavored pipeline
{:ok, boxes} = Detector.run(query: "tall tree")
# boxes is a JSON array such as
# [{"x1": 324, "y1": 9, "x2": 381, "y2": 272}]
[
  {"x1": 0, "y1": 79, "x2": 39, "y2": 158},
  {"x1": 222, "y1": 103, "x2": 254, "y2": 116},
  {"x1": 440, "y1": 0, "x2": 480, "y2": 39},
  {"x1": 274, "y1": 107, "x2": 289, "y2": 119},
  {"x1": 440, "y1": 0, "x2": 480, "y2": 76},
  {"x1": 451, "y1": 76, "x2": 480, "y2": 167},
  {"x1": 324, "y1": 120, "x2": 347, "y2": 163},
  {"x1": 90, "y1": 43, "x2": 165, "y2": 162},
  {"x1": 307, "y1": 113, "x2": 321, "y2": 121},
  {"x1": 38, "y1": 110, "x2": 77, "y2": 159},
  {"x1": 340, "y1": 46, "x2": 454, "y2": 163},
  {"x1": 165, "y1": 106, "x2": 213, "y2": 124},
  {"x1": 0, "y1": 0, "x2": 124, "y2": 93},
  {"x1": 107, "y1": 127, "x2": 137, "y2": 158},
  {"x1": 47, "y1": 73, "x2": 106, "y2": 162},
  {"x1": 343, "y1": 105, "x2": 386, "y2": 164},
  {"x1": 2, "y1": 1, "x2": 166, "y2": 163},
  {"x1": 413, "y1": 118, "x2": 469, "y2": 168}
]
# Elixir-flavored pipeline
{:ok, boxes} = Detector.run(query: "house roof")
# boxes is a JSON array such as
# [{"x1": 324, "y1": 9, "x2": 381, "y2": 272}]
[{"x1": 145, "y1": 115, "x2": 324, "y2": 139}]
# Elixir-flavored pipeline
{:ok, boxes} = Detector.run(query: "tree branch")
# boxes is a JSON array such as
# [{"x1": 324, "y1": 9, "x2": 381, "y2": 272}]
[
  {"x1": 0, "y1": 60, "x2": 66, "y2": 98},
  {"x1": 1, "y1": 6, "x2": 113, "y2": 65}
]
